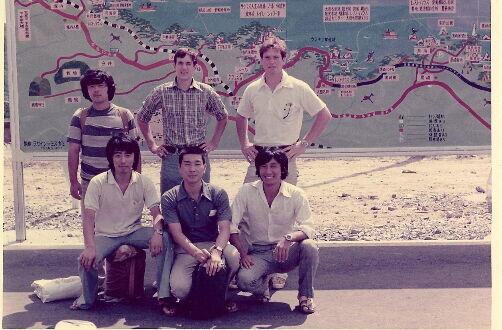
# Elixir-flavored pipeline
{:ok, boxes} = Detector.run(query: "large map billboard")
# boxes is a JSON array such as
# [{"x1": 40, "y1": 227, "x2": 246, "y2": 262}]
[{"x1": 8, "y1": 0, "x2": 491, "y2": 155}]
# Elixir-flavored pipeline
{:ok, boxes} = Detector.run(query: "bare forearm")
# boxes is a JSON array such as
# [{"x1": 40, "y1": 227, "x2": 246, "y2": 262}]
[
  {"x1": 214, "y1": 224, "x2": 230, "y2": 249},
  {"x1": 68, "y1": 145, "x2": 80, "y2": 184},
  {"x1": 302, "y1": 108, "x2": 332, "y2": 143},
  {"x1": 209, "y1": 118, "x2": 227, "y2": 146},
  {"x1": 82, "y1": 210, "x2": 96, "y2": 248},
  {"x1": 235, "y1": 114, "x2": 251, "y2": 148},
  {"x1": 136, "y1": 117, "x2": 155, "y2": 149},
  {"x1": 229, "y1": 233, "x2": 247, "y2": 256},
  {"x1": 168, "y1": 224, "x2": 200, "y2": 256},
  {"x1": 150, "y1": 206, "x2": 164, "y2": 230}
]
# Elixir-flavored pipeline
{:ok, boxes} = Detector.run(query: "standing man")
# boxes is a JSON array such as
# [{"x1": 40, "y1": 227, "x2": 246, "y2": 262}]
[
  {"x1": 136, "y1": 48, "x2": 228, "y2": 194},
  {"x1": 161, "y1": 147, "x2": 240, "y2": 315},
  {"x1": 71, "y1": 135, "x2": 173, "y2": 310},
  {"x1": 68, "y1": 69, "x2": 139, "y2": 212},
  {"x1": 235, "y1": 36, "x2": 331, "y2": 288},
  {"x1": 229, "y1": 148, "x2": 319, "y2": 314}
]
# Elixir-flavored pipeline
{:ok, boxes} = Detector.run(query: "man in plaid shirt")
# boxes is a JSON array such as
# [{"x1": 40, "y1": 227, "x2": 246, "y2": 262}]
[{"x1": 137, "y1": 48, "x2": 228, "y2": 194}]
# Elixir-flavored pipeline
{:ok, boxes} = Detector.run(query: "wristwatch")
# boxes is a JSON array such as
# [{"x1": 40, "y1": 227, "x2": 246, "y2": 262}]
[
  {"x1": 214, "y1": 245, "x2": 224, "y2": 254},
  {"x1": 284, "y1": 234, "x2": 293, "y2": 242},
  {"x1": 299, "y1": 140, "x2": 310, "y2": 148},
  {"x1": 155, "y1": 228, "x2": 164, "y2": 236}
]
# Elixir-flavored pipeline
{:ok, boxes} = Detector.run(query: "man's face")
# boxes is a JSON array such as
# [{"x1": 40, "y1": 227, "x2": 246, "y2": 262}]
[
  {"x1": 174, "y1": 55, "x2": 196, "y2": 82},
  {"x1": 259, "y1": 157, "x2": 282, "y2": 186},
  {"x1": 87, "y1": 82, "x2": 109, "y2": 103},
  {"x1": 179, "y1": 153, "x2": 206, "y2": 184},
  {"x1": 261, "y1": 48, "x2": 285, "y2": 76},
  {"x1": 112, "y1": 150, "x2": 134, "y2": 175}
]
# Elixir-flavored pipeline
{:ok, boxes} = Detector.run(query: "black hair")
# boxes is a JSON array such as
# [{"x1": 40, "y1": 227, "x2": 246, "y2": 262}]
[
  {"x1": 173, "y1": 48, "x2": 198, "y2": 66},
  {"x1": 178, "y1": 146, "x2": 206, "y2": 166},
  {"x1": 105, "y1": 134, "x2": 140, "y2": 172},
  {"x1": 80, "y1": 69, "x2": 116, "y2": 101},
  {"x1": 255, "y1": 147, "x2": 288, "y2": 180}
]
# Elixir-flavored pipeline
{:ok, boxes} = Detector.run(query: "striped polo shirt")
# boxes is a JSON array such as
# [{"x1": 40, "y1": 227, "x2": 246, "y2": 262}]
[{"x1": 67, "y1": 104, "x2": 139, "y2": 181}]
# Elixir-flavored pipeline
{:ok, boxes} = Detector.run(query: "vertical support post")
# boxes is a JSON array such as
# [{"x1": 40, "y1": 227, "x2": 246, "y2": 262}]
[
  {"x1": 6, "y1": 0, "x2": 26, "y2": 241},
  {"x1": 12, "y1": 160, "x2": 26, "y2": 241}
]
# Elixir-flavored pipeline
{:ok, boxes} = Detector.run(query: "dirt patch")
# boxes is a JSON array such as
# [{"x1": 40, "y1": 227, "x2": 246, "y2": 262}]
[{"x1": 3, "y1": 146, "x2": 492, "y2": 242}]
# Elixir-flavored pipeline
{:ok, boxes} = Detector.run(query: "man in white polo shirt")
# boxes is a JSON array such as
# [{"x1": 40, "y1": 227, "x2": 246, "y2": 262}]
[
  {"x1": 234, "y1": 36, "x2": 331, "y2": 290},
  {"x1": 71, "y1": 135, "x2": 173, "y2": 310}
]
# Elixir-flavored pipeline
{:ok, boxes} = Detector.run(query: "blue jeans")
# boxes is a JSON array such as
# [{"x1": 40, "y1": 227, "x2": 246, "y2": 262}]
[
  {"x1": 75, "y1": 227, "x2": 174, "y2": 309},
  {"x1": 160, "y1": 153, "x2": 211, "y2": 194},
  {"x1": 236, "y1": 239, "x2": 319, "y2": 298}
]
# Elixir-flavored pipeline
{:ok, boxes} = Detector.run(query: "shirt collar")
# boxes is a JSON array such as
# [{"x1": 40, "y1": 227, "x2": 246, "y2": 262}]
[
  {"x1": 177, "y1": 180, "x2": 212, "y2": 201},
  {"x1": 250, "y1": 179, "x2": 292, "y2": 198},
  {"x1": 172, "y1": 77, "x2": 202, "y2": 91},
  {"x1": 257, "y1": 70, "x2": 293, "y2": 90},
  {"x1": 106, "y1": 169, "x2": 139, "y2": 185}
]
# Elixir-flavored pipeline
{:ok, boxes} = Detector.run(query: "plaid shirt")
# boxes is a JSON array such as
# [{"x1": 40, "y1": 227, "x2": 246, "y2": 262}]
[{"x1": 137, "y1": 79, "x2": 228, "y2": 147}]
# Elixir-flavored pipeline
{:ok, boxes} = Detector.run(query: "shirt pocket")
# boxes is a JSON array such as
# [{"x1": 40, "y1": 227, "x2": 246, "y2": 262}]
[{"x1": 274, "y1": 101, "x2": 301, "y2": 124}]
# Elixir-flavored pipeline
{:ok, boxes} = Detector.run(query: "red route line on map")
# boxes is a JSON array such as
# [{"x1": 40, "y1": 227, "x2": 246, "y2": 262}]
[
  {"x1": 21, "y1": 0, "x2": 173, "y2": 73},
  {"x1": 23, "y1": 0, "x2": 488, "y2": 131},
  {"x1": 16, "y1": 0, "x2": 84, "y2": 20},
  {"x1": 44, "y1": 88, "x2": 81, "y2": 98},
  {"x1": 425, "y1": 42, "x2": 468, "y2": 74},
  {"x1": 331, "y1": 80, "x2": 490, "y2": 129},
  {"x1": 116, "y1": 71, "x2": 175, "y2": 95},
  {"x1": 41, "y1": 53, "x2": 104, "y2": 78}
]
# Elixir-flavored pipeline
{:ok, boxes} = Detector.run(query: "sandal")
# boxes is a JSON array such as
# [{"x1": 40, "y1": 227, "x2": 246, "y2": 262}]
[
  {"x1": 295, "y1": 296, "x2": 316, "y2": 314},
  {"x1": 69, "y1": 296, "x2": 87, "y2": 310},
  {"x1": 69, "y1": 299, "x2": 80, "y2": 310},
  {"x1": 159, "y1": 297, "x2": 177, "y2": 316},
  {"x1": 225, "y1": 300, "x2": 239, "y2": 313}
]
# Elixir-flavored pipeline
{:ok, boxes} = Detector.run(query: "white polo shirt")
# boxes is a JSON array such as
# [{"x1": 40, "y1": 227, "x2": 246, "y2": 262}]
[
  {"x1": 237, "y1": 70, "x2": 326, "y2": 146},
  {"x1": 230, "y1": 180, "x2": 314, "y2": 245},
  {"x1": 84, "y1": 170, "x2": 160, "y2": 237}
]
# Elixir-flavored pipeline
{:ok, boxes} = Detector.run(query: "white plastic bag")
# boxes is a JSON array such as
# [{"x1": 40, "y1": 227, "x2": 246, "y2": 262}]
[
  {"x1": 31, "y1": 276, "x2": 82, "y2": 303},
  {"x1": 55, "y1": 320, "x2": 96, "y2": 329}
]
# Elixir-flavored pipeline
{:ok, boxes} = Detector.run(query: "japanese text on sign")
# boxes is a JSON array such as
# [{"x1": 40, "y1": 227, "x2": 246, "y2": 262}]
[
  {"x1": 323, "y1": 5, "x2": 370, "y2": 23},
  {"x1": 409, "y1": 0, "x2": 456, "y2": 14},
  {"x1": 438, "y1": 19, "x2": 454, "y2": 26},
  {"x1": 30, "y1": 101, "x2": 46, "y2": 109},
  {"x1": 198, "y1": 7, "x2": 231, "y2": 14},
  {"x1": 98, "y1": 60, "x2": 115, "y2": 67},
  {"x1": 383, "y1": 74, "x2": 400, "y2": 81},
  {"x1": 240, "y1": 2, "x2": 286, "y2": 18},
  {"x1": 65, "y1": 96, "x2": 81, "y2": 104},
  {"x1": 63, "y1": 69, "x2": 81, "y2": 77},
  {"x1": 17, "y1": 10, "x2": 31, "y2": 41},
  {"x1": 428, "y1": 114, "x2": 447, "y2": 142},
  {"x1": 480, "y1": 22, "x2": 490, "y2": 29},
  {"x1": 109, "y1": 1, "x2": 133, "y2": 9}
]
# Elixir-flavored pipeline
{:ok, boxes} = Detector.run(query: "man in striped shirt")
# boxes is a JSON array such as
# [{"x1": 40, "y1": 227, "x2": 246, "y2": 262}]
[
  {"x1": 137, "y1": 48, "x2": 228, "y2": 194},
  {"x1": 67, "y1": 69, "x2": 139, "y2": 213}
]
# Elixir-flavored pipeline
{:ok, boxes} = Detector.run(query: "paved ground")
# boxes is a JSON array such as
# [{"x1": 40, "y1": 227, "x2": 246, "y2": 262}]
[{"x1": 2, "y1": 241, "x2": 491, "y2": 329}]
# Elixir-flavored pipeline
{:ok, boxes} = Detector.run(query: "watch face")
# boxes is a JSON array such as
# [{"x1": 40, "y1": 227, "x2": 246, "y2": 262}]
[{"x1": 285, "y1": 234, "x2": 292, "y2": 241}]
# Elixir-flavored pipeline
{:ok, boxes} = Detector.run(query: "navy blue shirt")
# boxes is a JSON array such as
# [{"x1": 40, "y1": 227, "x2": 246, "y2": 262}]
[{"x1": 161, "y1": 181, "x2": 231, "y2": 243}]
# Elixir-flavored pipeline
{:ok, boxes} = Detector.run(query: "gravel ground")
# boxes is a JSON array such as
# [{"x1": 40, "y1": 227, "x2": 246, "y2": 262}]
[{"x1": 2, "y1": 145, "x2": 492, "y2": 242}]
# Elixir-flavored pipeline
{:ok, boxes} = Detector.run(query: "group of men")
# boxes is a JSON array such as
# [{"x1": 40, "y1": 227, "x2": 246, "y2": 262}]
[{"x1": 68, "y1": 37, "x2": 331, "y2": 316}]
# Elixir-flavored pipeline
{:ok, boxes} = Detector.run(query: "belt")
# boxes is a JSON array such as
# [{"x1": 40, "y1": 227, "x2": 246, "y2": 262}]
[
  {"x1": 255, "y1": 144, "x2": 291, "y2": 151},
  {"x1": 163, "y1": 144, "x2": 203, "y2": 154}
]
